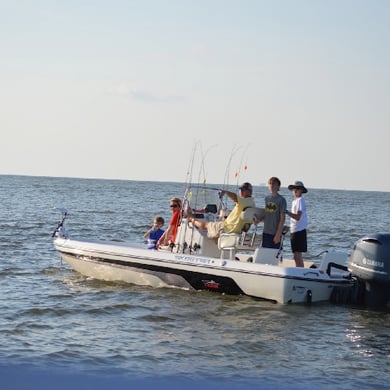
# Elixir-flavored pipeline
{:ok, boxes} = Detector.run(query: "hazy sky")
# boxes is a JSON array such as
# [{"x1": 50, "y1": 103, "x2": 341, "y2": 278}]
[{"x1": 1, "y1": 0, "x2": 389, "y2": 191}]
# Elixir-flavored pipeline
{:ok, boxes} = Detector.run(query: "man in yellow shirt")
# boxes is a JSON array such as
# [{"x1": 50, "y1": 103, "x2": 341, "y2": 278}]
[{"x1": 188, "y1": 182, "x2": 255, "y2": 238}]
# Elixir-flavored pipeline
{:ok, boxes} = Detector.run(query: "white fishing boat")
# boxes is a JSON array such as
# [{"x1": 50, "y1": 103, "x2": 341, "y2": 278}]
[{"x1": 52, "y1": 205, "x2": 353, "y2": 304}]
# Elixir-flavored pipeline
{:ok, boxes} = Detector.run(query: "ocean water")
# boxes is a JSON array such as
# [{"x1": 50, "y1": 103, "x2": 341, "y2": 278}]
[{"x1": 0, "y1": 175, "x2": 389, "y2": 389}]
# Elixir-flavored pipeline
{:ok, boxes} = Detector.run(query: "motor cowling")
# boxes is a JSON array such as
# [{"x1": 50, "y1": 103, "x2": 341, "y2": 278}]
[
  {"x1": 348, "y1": 233, "x2": 390, "y2": 307},
  {"x1": 349, "y1": 234, "x2": 390, "y2": 282}
]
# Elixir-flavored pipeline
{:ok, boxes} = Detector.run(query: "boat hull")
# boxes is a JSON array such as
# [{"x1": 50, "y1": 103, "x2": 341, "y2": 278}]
[{"x1": 54, "y1": 238, "x2": 352, "y2": 304}]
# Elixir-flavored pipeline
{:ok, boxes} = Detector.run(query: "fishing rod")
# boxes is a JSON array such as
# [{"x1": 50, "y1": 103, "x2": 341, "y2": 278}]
[
  {"x1": 179, "y1": 141, "x2": 197, "y2": 250},
  {"x1": 223, "y1": 145, "x2": 241, "y2": 189},
  {"x1": 222, "y1": 144, "x2": 247, "y2": 214},
  {"x1": 195, "y1": 143, "x2": 217, "y2": 207},
  {"x1": 179, "y1": 141, "x2": 204, "y2": 253},
  {"x1": 182, "y1": 144, "x2": 227, "y2": 253},
  {"x1": 234, "y1": 143, "x2": 250, "y2": 187},
  {"x1": 183, "y1": 141, "x2": 199, "y2": 194},
  {"x1": 186, "y1": 143, "x2": 222, "y2": 252},
  {"x1": 51, "y1": 207, "x2": 68, "y2": 238}
]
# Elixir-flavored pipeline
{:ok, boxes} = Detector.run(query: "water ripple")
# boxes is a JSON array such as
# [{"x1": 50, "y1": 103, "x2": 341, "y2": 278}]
[{"x1": 0, "y1": 176, "x2": 389, "y2": 389}]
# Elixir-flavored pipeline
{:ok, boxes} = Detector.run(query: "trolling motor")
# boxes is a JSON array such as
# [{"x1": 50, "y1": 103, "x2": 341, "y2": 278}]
[{"x1": 52, "y1": 207, "x2": 69, "y2": 238}]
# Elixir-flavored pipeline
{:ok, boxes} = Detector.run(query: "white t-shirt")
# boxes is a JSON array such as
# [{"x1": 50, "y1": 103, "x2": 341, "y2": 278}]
[{"x1": 290, "y1": 196, "x2": 308, "y2": 233}]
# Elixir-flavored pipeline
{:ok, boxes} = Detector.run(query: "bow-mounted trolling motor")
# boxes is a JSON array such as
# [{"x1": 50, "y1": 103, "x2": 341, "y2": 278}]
[
  {"x1": 348, "y1": 234, "x2": 390, "y2": 307},
  {"x1": 52, "y1": 207, "x2": 69, "y2": 239}
]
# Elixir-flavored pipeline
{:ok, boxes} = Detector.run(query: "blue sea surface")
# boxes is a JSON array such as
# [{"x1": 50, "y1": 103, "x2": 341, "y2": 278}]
[{"x1": 0, "y1": 175, "x2": 389, "y2": 389}]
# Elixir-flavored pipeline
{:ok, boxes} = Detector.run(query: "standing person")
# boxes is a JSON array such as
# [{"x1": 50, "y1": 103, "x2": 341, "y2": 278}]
[
  {"x1": 286, "y1": 181, "x2": 308, "y2": 267},
  {"x1": 157, "y1": 197, "x2": 182, "y2": 248},
  {"x1": 261, "y1": 177, "x2": 287, "y2": 249},
  {"x1": 144, "y1": 216, "x2": 165, "y2": 249},
  {"x1": 188, "y1": 182, "x2": 256, "y2": 238}
]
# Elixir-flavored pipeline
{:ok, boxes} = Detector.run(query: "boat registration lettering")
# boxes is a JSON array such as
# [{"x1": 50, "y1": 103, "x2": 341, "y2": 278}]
[{"x1": 175, "y1": 254, "x2": 214, "y2": 265}]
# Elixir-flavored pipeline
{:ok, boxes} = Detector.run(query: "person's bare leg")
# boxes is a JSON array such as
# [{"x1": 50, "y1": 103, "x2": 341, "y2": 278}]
[
  {"x1": 186, "y1": 209, "x2": 208, "y2": 230},
  {"x1": 193, "y1": 219, "x2": 207, "y2": 230},
  {"x1": 294, "y1": 252, "x2": 304, "y2": 267}
]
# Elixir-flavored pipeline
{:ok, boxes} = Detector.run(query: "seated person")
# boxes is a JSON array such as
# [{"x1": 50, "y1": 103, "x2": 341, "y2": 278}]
[
  {"x1": 188, "y1": 182, "x2": 256, "y2": 239},
  {"x1": 144, "y1": 216, "x2": 165, "y2": 249},
  {"x1": 157, "y1": 197, "x2": 182, "y2": 247}
]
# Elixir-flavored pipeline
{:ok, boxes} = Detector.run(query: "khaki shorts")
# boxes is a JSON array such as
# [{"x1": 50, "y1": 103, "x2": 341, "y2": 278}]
[{"x1": 207, "y1": 221, "x2": 225, "y2": 239}]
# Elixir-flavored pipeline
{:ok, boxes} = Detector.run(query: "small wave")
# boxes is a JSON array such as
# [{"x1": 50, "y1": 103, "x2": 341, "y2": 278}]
[
  {"x1": 22, "y1": 307, "x2": 73, "y2": 317},
  {"x1": 86, "y1": 304, "x2": 132, "y2": 315}
]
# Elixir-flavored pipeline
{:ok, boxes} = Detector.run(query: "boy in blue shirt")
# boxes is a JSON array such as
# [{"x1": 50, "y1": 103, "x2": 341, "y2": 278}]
[{"x1": 144, "y1": 216, "x2": 165, "y2": 249}]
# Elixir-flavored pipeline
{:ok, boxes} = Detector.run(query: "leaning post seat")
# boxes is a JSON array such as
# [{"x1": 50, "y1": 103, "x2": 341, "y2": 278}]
[
  {"x1": 218, "y1": 207, "x2": 266, "y2": 259},
  {"x1": 218, "y1": 233, "x2": 241, "y2": 260},
  {"x1": 239, "y1": 207, "x2": 265, "y2": 248}
]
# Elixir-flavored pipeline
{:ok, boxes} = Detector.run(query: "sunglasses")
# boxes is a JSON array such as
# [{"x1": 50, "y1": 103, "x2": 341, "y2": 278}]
[{"x1": 170, "y1": 204, "x2": 179, "y2": 208}]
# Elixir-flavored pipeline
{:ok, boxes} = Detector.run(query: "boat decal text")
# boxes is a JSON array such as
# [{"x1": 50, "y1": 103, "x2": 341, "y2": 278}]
[{"x1": 174, "y1": 254, "x2": 215, "y2": 265}]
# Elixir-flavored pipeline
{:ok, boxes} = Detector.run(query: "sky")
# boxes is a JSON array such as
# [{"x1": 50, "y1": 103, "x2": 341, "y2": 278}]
[{"x1": 1, "y1": 0, "x2": 389, "y2": 191}]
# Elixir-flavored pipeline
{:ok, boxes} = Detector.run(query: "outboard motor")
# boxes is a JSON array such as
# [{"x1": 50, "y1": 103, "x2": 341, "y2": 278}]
[{"x1": 349, "y1": 234, "x2": 390, "y2": 307}]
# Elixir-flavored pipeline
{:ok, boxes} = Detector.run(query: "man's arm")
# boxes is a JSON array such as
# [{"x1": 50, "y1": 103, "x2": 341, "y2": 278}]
[{"x1": 220, "y1": 190, "x2": 238, "y2": 203}]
